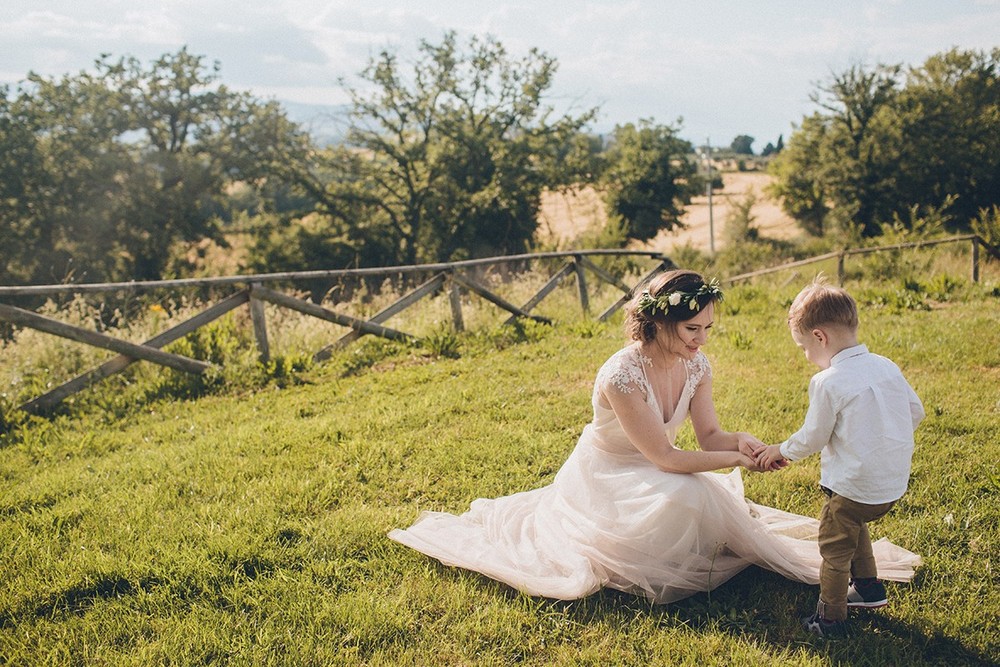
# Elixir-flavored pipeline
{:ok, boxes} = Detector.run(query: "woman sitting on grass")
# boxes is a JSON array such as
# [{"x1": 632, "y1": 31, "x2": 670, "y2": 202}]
[{"x1": 389, "y1": 269, "x2": 920, "y2": 603}]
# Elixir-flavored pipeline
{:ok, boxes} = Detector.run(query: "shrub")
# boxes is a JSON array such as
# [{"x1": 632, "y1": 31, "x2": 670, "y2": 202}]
[
  {"x1": 421, "y1": 326, "x2": 462, "y2": 359},
  {"x1": 722, "y1": 190, "x2": 760, "y2": 247},
  {"x1": 972, "y1": 205, "x2": 1000, "y2": 248}
]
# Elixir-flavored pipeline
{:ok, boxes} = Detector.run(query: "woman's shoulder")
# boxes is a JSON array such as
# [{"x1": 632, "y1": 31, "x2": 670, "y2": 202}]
[
  {"x1": 684, "y1": 351, "x2": 713, "y2": 384},
  {"x1": 596, "y1": 343, "x2": 651, "y2": 395}
]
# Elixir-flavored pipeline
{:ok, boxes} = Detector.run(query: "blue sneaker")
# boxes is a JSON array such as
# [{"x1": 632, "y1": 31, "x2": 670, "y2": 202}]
[
  {"x1": 847, "y1": 579, "x2": 888, "y2": 608},
  {"x1": 802, "y1": 612, "x2": 848, "y2": 639}
]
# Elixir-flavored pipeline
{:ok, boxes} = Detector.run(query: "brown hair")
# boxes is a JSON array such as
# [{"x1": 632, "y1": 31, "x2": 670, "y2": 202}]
[
  {"x1": 625, "y1": 269, "x2": 721, "y2": 343},
  {"x1": 788, "y1": 277, "x2": 859, "y2": 333}
]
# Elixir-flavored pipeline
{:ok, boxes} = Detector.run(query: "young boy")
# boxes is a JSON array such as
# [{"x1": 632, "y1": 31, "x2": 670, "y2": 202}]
[{"x1": 756, "y1": 279, "x2": 924, "y2": 638}]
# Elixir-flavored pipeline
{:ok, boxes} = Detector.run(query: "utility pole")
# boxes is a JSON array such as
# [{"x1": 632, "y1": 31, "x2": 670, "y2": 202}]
[{"x1": 704, "y1": 138, "x2": 715, "y2": 255}]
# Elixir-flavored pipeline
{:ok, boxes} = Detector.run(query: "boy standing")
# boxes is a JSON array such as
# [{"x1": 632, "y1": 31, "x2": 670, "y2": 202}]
[{"x1": 756, "y1": 279, "x2": 925, "y2": 638}]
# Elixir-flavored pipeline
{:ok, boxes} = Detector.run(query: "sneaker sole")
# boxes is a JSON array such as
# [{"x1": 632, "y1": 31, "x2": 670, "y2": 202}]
[
  {"x1": 801, "y1": 618, "x2": 848, "y2": 639},
  {"x1": 847, "y1": 599, "x2": 888, "y2": 608}
]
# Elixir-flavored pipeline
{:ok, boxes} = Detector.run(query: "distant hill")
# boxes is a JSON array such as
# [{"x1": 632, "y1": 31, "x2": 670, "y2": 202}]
[{"x1": 280, "y1": 100, "x2": 351, "y2": 146}]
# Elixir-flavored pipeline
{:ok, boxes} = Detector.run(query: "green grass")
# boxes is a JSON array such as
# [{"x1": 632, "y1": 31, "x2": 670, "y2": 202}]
[{"x1": 1, "y1": 275, "x2": 999, "y2": 665}]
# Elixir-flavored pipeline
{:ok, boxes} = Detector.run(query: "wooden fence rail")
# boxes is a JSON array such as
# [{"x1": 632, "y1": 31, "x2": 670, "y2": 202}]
[
  {"x1": 725, "y1": 233, "x2": 993, "y2": 284},
  {"x1": 1, "y1": 236, "x2": 994, "y2": 414},
  {"x1": 0, "y1": 250, "x2": 674, "y2": 413}
]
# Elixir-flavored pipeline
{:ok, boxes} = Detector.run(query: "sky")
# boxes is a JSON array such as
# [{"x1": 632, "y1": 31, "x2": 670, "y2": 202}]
[{"x1": 2, "y1": 1, "x2": 998, "y2": 151}]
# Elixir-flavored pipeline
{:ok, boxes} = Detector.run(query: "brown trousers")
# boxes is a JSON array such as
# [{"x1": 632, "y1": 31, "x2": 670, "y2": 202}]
[{"x1": 816, "y1": 489, "x2": 896, "y2": 621}]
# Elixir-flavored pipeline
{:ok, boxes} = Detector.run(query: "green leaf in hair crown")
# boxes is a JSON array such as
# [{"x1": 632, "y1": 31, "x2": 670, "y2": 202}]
[{"x1": 636, "y1": 278, "x2": 724, "y2": 315}]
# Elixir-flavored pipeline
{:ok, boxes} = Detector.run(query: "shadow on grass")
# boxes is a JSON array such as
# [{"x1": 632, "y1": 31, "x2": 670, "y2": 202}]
[
  {"x1": 447, "y1": 564, "x2": 996, "y2": 667},
  {"x1": 2, "y1": 546, "x2": 299, "y2": 631},
  {"x1": 0, "y1": 573, "x2": 166, "y2": 629},
  {"x1": 0, "y1": 494, "x2": 59, "y2": 517}
]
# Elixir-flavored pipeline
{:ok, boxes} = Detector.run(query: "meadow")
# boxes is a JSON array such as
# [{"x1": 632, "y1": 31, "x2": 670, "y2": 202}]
[{"x1": 1, "y1": 254, "x2": 998, "y2": 665}]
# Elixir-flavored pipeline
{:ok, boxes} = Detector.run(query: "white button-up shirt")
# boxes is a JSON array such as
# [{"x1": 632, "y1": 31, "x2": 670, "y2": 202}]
[{"x1": 779, "y1": 344, "x2": 925, "y2": 504}]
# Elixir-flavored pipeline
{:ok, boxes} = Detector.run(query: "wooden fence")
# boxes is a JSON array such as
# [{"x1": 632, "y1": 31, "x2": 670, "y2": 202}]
[
  {"x1": 1, "y1": 235, "x2": 995, "y2": 415},
  {"x1": 725, "y1": 233, "x2": 994, "y2": 284},
  {"x1": 0, "y1": 250, "x2": 675, "y2": 414}
]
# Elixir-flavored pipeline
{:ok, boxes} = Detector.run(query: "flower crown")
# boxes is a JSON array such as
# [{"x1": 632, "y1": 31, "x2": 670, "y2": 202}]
[{"x1": 636, "y1": 278, "x2": 724, "y2": 315}]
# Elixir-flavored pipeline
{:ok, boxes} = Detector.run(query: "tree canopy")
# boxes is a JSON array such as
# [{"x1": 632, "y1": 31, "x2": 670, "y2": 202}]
[
  {"x1": 19, "y1": 40, "x2": 996, "y2": 288},
  {"x1": 283, "y1": 32, "x2": 597, "y2": 268},
  {"x1": 730, "y1": 135, "x2": 755, "y2": 155},
  {"x1": 769, "y1": 48, "x2": 1000, "y2": 238},
  {"x1": 0, "y1": 48, "x2": 309, "y2": 285},
  {"x1": 599, "y1": 119, "x2": 699, "y2": 243}
]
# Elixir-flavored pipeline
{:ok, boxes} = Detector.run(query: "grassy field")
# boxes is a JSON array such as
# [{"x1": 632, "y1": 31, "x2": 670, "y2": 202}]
[{"x1": 1, "y1": 270, "x2": 998, "y2": 665}]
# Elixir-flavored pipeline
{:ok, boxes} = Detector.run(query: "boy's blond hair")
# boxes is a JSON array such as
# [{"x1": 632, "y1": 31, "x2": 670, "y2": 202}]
[{"x1": 788, "y1": 277, "x2": 859, "y2": 334}]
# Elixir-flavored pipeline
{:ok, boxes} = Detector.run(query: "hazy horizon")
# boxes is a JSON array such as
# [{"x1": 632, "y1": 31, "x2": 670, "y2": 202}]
[{"x1": 3, "y1": 1, "x2": 998, "y2": 150}]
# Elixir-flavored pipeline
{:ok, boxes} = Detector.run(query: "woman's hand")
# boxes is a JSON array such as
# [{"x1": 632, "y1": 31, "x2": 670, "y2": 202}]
[
  {"x1": 737, "y1": 452, "x2": 761, "y2": 471},
  {"x1": 738, "y1": 434, "x2": 788, "y2": 472},
  {"x1": 736, "y1": 432, "x2": 766, "y2": 459}
]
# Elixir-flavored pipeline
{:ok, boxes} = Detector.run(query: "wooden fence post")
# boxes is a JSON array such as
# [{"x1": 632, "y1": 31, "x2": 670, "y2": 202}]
[
  {"x1": 837, "y1": 252, "x2": 846, "y2": 285},
  {"x1": 598, "y1": 259, "x2": 671, "y2": 322},
  {"x1": 502, "y1": 261, "x2": 575, "y2": 326},
  {"x1": 972, "y1": 237, "x2": 980, "y2": 283},
  {"x1": 248, "y1": 283, "x2": 270, "y2": 364},
  {"x1": 574, "y1": 255, "x2": 589, "y2": 315},
  {"x1": 252, "y1": 286, "x2": 413, "y2": 342},
  {"x1": 448, "y1": 274, "x2": 464, "y2": 332}
]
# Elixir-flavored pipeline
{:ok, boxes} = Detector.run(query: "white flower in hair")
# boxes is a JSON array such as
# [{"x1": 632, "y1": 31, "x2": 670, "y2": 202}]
[{"x1": 667, "y1": 292, "x2": 682, "y2": 306}]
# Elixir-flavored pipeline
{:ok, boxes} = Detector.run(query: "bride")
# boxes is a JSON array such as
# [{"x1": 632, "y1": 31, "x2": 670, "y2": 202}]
[{"x1": 389, "y1": 270, "x2": 920, "y2": 603}]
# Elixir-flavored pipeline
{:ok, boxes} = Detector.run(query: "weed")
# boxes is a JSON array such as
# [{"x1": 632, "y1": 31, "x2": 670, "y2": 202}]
[{"x1": 420, "y1": 326, "x2": 462, "y2": 359}]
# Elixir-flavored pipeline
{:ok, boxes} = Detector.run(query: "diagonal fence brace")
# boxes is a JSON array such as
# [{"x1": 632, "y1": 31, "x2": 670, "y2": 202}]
[{"x1": 0, "y1": 302, "x2": 212, "y2": 375}]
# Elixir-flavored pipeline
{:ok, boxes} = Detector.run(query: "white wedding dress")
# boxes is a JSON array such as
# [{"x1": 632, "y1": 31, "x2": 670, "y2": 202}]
[{"x1": 389, "y1": 344, "x2": 920, "y2": 603}]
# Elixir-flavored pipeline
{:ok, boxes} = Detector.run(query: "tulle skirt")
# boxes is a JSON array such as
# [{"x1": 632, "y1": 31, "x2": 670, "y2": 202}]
[{"x1": 389, "y1": 440, "x2": 920, "y2": 603}]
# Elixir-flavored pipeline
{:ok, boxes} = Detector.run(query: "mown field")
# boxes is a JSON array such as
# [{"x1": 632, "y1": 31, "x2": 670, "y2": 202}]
[{"x1": 1, "y1": 265, "x2": 998, "y2": 665}]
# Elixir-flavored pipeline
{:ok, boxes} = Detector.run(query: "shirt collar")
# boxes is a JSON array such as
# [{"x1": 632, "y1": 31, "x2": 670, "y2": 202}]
[{"x1": 831, "y1": 343, "x2": 868, "y2": 366}]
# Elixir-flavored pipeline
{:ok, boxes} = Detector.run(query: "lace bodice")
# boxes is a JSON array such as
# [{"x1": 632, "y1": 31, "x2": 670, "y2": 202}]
[{"x1": 591, "y1": 344, "x2": 712, "y2": 454}]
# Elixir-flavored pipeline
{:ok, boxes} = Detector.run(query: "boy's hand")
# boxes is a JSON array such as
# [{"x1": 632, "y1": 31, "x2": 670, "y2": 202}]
[
  {"x1": 756, "y1": 444, "x2": 788, "y2": 471},
  {"x1": 736, "y1": 433, "x2": 778, "y2": 473},
  {"x1": 736, "y1": 432, "x2": 766, "y2": 458}
]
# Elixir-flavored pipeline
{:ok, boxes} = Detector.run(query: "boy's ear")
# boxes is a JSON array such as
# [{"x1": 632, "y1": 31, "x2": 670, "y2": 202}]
[{"x1": 811, "y1": 328, "x2": 828, "y2": 346}]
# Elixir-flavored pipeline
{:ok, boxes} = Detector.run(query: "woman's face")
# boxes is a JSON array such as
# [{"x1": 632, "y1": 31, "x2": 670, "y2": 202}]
[{"x1": 662, "y1": 301, "x2": 715, "y2": 359}]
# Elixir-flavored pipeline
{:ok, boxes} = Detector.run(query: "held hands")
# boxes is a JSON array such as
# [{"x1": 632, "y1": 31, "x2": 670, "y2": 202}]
[
  {"x1": 754, "y1": 444, "x2": 788, "y2": 472},
  {"x1": 736, "y1": 433, "x2": 788, "y2": 473}
]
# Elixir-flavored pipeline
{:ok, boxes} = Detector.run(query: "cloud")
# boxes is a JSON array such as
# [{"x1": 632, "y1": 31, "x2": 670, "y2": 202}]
[
  {"x1": 2, "y1": 0, "x2": 997, "y2": 145},
  {"x1": 0, "y1": 9, "x2": 182, "y2": 81}
]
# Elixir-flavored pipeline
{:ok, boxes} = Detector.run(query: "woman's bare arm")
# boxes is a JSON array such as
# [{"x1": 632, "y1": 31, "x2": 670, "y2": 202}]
[{"x1": 603, "y1": 385, "x2": 752, "y2": 473}]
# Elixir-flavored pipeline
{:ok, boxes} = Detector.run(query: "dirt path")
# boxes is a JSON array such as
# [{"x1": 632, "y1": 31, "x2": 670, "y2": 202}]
[{"x1": 537, "y1": 171, "x2": 802, "y2": 252}]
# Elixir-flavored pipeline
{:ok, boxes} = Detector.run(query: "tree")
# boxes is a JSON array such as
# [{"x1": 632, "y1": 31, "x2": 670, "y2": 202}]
[
  {"x1": 760, "y1": 134, "x2": 784, "y2": 157},
  {"x1": 887, "y1": 48, "x2": 1000, "y2": 229},
  {"x1": 767, "y1": 115, "x2": 830, "y2": 236},
  {"x1": 771, "y1": 50, "x2": 1000, "y2": 239},
  {"x1": 0, "y1": 87, "x2": 51, "y2": 283},
  {"x1": 730, "y1": 135, "x2": 755, "y2": 155},
  {"x1": 723, "y1": 189, "x2": 759, "y2": 246},
  {"x1": 292, "y1": 32, "x2": 597, "y2": 268},
  {"x1": 599, "y1": 119, "x2": 698, "y2": 242},
  {"x1": 811, "y1": 62, "x2": 902, "y2": 236},
  {"x1": 0, "y1": 48, "x2": 310, "y2": 285}
]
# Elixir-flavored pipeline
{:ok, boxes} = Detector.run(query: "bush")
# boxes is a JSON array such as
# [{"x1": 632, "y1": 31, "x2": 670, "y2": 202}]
[
  {"x1": 668, "y1": 242, "x2": 711, "y2": 274},
  {"x1": 712, "y1": 240, "x2": 789, "y2": 277},
  {"x1": 972, "y1": 205, "x2": 1000, "y2": 248},
  {"x1": 722, "y1": 190, "x2": 759, "y2": 247},
  {"x1": 421, "y1": 326, "x2": 462, "y2": 359}
]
